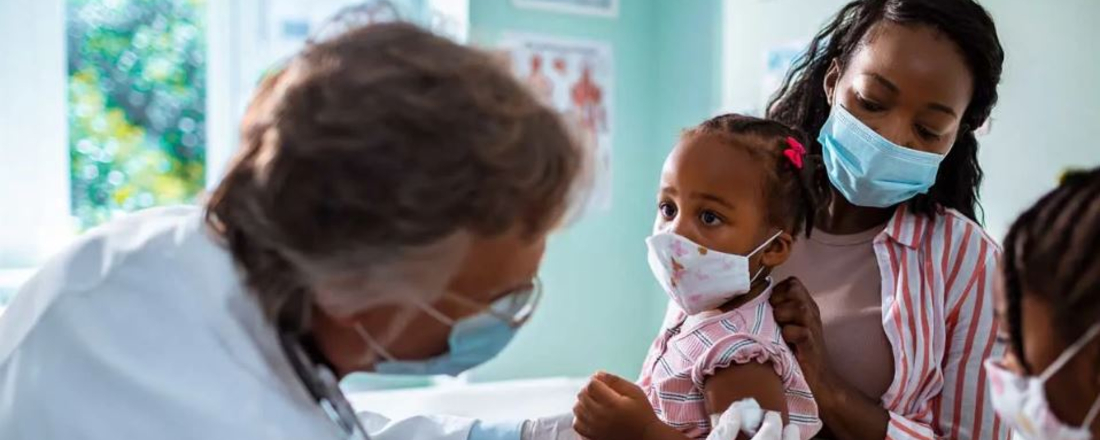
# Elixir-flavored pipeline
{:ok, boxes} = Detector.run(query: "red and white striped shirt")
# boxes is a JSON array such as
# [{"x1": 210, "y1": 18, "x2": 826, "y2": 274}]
[{"x1": 858, "y1": 205, "x2": 1007, "y2": 440}]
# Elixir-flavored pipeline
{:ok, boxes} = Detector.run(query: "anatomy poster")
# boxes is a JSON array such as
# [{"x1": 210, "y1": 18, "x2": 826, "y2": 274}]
[
  {"x1": 263, "y1": 0, "x2": 468, "y2": 65},
  {"x1": 502, "y1": 33, "x2": 614, "y2": 213},
  {"x1": 512, "y1": 0, "x2": 618, "y2": 17}
]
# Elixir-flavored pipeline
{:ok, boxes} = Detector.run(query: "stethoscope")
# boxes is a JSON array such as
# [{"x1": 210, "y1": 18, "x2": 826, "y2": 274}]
[{"x1": 280, "y1": 329, "x2": 372, "y2": 440}]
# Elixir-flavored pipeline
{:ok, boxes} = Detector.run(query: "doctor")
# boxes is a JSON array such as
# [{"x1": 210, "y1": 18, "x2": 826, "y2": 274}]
[{"x1": 0, "y1": 22, "x2": 583, "y2": 440}]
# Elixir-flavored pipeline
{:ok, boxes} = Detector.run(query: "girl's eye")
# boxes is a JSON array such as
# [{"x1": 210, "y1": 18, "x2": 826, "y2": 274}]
[
  {"x1": 917, "y1": 125, "x2": 944, "y2": 142},
  {"x1": 857, "y1": 95, "x2": 886, "y2": 112},
  {"x1": 699, "y1": 210, "x2": 723, "y2": 226},
  {"x1": 659, "y1": 202, "x2": 677, "y2": 219}
]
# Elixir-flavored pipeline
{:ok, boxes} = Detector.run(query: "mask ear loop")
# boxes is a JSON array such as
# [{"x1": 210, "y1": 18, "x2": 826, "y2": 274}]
[
  {"x1": 1082, "y1": 391, "x2": 1100, "y2": 430},
  {"x1": 747, "y1": 231, "x2": 783, "y2": 288},
  {"x1": 1039, "y1": 324, "x2": 1100, "y2": 382},
  {"x1": 748, "y1": 266, "x2": 771, "y2": 289},
  {"x1": 355, "y1": 323, "x2": 398, "y2": 363},
  {"x1": 354, "y1": 297, "x2": 460, "y2": 364},
  {"x1": 1038, "y1": 323, "x2": 1100, "y2": 429},
  {"x1": 747, "y1": 230, "x2": 784, "y2": 258},
  {"x1": 1038, "y1": 324, "x2": 1100, "y2": 428},
  {"x1": 414, "y1": 299, "x2": 458, "y2": 326}
]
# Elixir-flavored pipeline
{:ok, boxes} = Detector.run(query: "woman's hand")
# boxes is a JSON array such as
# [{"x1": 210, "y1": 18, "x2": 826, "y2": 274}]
[
  {"x1": 572, "y1": 372, "x2": 661, "y2": 440},
  {"x1": 769, "y1": 277, "x2": 834, "y2": 395},
  {"x1": 770, "y1": 277, "x2": 891, "y2": 440}
]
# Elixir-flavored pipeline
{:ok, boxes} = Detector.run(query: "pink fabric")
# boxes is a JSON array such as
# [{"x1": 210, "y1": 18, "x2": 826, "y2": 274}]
[
  {"x1": 637, "y1": 288, "x2": 821, "y2": 439},
  {"x1": 771, "y1": 223, "x2": 896, "y2": 401}
]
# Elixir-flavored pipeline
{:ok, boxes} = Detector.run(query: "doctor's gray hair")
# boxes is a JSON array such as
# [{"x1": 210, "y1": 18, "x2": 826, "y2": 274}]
[{"x1": 205, "y1": 22, "x2": 583, "y2": 332}]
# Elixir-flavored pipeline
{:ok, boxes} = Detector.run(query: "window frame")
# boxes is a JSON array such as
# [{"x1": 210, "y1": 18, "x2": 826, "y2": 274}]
[{"x1": 0, "y1": 0, "x2": 469, "y2": 308}]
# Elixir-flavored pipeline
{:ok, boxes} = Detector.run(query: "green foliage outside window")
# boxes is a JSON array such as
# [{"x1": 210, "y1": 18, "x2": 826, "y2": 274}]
[{"x1": 67, "y1": 0, "x2": 206, "y2": 229}]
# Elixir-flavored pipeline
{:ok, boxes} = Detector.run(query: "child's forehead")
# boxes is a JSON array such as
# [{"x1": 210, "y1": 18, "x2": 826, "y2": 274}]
[
  {"x1": 661, "y1": 135, "x2": 769, "y2": 201},
  {"x1": 676, "y1": 131, "x2": 772, "y2": 155},
  {"x1": 666, "y1": 134, "x2": 769, "y2": 173}
]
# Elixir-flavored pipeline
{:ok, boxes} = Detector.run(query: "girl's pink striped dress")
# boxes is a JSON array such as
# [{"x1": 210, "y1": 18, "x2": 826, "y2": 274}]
[{"x1": 637, "y1": 285, "x2": 822, "y2": 439}]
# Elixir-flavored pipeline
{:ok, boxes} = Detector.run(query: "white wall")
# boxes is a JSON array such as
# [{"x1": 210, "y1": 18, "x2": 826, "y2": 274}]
[
  {"x1": 721, "y1": 0, "x2": 849, "y2": 115},
  {"x1": 0, "y1": 0, "x2": 73, "y2": 270},
  {"x1": 721, "y1": 0, "x2": 1100, "y2": 241},
  {"x1": 978, "y1": 0, "x2": 1100, "y2": 240}
]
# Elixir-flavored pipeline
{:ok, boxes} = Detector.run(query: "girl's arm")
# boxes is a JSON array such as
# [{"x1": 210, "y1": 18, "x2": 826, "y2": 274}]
[
  {"x1": 704, "y1": 362, "x2": 790, "y2": 432},
  {"x1": 572, "y1": 372, "x2": 691, "y2": 440},
  {"x1": 572, "y1": 366, "x2": 788, "y2": 440}
]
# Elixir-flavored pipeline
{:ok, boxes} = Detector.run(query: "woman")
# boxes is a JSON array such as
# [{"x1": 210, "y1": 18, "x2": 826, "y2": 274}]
[
  {"x1": 765, "y1": 0, "x2": 1007, "y2": 439},
  {"x1": 0, "y1": 23, "x2": 582, "y2": 440},
  {"x1": 990, "y1": 168, "x2": 1100, "y2": 440}
]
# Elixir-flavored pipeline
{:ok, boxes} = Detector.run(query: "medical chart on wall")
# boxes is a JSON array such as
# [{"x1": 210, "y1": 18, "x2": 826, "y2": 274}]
[
  {"x1": 262, "y1": 0, "x2": 468, "y2": 65},
  {"x1": 501, "y1": 33, "x2": 615, "y2": 213},
  {"x1": 214, "y1": 0, "x2": 470, "y2": 183},
  {"x1": 512, "y1": 0, "x2": 618, "y2": 18}
]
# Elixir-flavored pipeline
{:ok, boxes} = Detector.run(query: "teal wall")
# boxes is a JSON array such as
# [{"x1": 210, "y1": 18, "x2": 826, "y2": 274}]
[
  {"x1": 468, "y1": 0, "x2": 662, "y2": 382},
  {"x1": 652, "y1": 1, "x2": 725, "y2": 159},
  {"x1": 466, "y1": 0, "x2": 725, "y2": 383}
]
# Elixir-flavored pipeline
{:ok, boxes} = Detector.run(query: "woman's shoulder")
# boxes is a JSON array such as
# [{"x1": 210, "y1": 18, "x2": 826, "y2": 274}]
[
  {"x1": 937, "y1": 208, "x2": 1002, "y2": 253},
  {"x1": 893, "y1": 205, "x2": 1001, "y2": 258},
  {"x1": 922, "y1": 208, "x2": 1001, "y2": 313}
]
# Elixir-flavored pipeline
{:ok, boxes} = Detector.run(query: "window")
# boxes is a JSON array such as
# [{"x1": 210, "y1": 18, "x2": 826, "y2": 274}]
[
  {"x1": 67, "y1": 0, "x2": 208, "y2": 230},
  {"x1": 0, "y1": 0, "x2": 468, "y2": 318}
]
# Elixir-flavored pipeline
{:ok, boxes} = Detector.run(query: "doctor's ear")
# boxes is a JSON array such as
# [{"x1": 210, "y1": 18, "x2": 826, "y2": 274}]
[{"x1": 760, "y1": 232, "x2": 793, "y2": 268}]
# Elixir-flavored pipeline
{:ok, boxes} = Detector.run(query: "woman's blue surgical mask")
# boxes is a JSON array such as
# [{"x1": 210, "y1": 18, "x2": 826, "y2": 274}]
[
  {"x1": 355, "y1": 281, "x2": 540, "y2": 376},
  {"x1": 818, "y1": 104, "x2": 946, "y2": 208}
]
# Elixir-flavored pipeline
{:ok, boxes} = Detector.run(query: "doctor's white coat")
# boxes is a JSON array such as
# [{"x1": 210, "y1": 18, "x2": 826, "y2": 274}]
[{"x1": 0, "y1": 207, "x2": 481, "y2": 440}]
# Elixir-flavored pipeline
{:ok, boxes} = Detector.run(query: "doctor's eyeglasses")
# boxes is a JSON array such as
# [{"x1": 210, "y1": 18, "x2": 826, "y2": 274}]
[{"x1": 426, "y1": 278, "x2": 543, "y2": 328}]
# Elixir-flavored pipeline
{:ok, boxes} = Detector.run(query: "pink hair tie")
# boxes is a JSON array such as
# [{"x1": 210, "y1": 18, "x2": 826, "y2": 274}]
[{"x1": 783, "y1": 136, "x2": 807, "y2": 169}]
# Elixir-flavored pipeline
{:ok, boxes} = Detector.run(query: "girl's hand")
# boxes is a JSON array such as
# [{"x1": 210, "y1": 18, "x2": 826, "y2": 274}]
[
  {"x1": 572, "y1": 372, "x2": 660, "y2": 440},
  {"x1": 769, "y1": 277, "x2": 835, "y2": 395}
]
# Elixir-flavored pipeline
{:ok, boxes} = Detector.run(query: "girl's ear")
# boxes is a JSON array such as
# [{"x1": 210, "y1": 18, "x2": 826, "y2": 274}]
[
  {"x1": 824, "y1": 58, "x2": 841, "y2": 106},
  {"x1": 760, "y1": 231, "x2": 793, "y2": 268}
]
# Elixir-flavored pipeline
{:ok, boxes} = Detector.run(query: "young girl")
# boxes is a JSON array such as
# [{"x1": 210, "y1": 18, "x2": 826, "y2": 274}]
[
  {"x1": 572, "y1": 114, "x2": 823, "y2": 440},
  {"x1": 988, "y1": 168, "x2": 1100, "y2": 440}
]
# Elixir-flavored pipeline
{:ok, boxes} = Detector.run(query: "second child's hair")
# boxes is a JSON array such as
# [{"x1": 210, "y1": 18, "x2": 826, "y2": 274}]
[
  {"x1": 1002, "y1": 168, "x2": 1100, "y2": 372},
  {"x1": 684, "y1": 114, "x2": 821, "y2": 238}
]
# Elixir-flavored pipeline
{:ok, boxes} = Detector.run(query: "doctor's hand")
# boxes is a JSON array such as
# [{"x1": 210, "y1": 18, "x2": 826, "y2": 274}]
[
  {"x1": 769, "y1": 277, "x2": 835, "y2": 393},
  {"x1": 706, "y1": 399, "x2": 799, "y2": 440},
  {"x1": 572, "y1": 372, "x2": 660, "y2": 440},
  {"x1": 522, "y1": 413, "x2": 585, "y2": 440}
]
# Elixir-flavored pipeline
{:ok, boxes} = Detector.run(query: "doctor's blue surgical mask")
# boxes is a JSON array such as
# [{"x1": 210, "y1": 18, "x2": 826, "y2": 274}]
[
  {"x1": 354, "y1": 280, "x2": 541, "y2": 376},
  {"x1": 818, "y1": 104, "x2": 946, "y2": 208}
]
